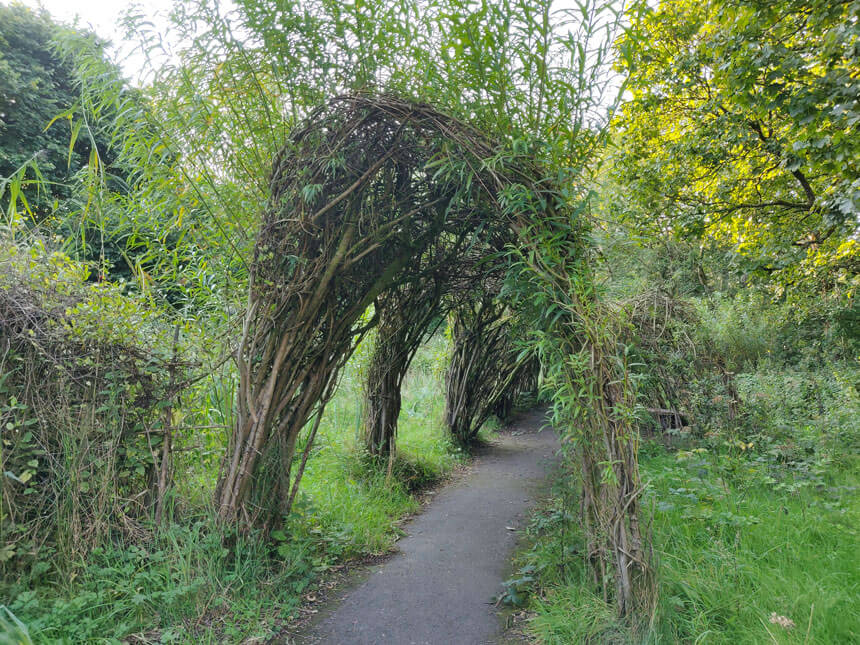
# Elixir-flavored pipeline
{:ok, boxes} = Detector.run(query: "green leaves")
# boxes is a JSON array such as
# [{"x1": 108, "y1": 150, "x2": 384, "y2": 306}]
[
  {"x1": 612, "y1": 0, "x2": 860, "y2": 301},
  {"x1": 497, "y1": 564, "x2": 538, "y2": 607},
  {"x1": 0, "y1": 606, "x2": 32, "y2": 645}
]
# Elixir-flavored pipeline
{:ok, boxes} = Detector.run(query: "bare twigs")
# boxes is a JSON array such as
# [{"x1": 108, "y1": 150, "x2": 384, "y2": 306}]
[{"x1": 0, "y1": 245, "x2": 189, "y2": 568}]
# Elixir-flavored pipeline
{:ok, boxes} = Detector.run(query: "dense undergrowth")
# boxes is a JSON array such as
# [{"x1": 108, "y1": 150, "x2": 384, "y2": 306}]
[
  {"x1": 503, "y1": 291, "x2": 859, "y2": 644},
  {"x1": 2, "y1": 335, "x2": 464, "y2": 642}
]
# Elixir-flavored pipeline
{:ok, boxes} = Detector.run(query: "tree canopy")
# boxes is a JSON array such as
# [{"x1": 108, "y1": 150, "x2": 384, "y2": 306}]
[
  {"x1": 612, "y1": 0, "x2": 859, "y2": 299},
  {"x1": 0, "y1": 3, "x2": 115, "y2": 216}
]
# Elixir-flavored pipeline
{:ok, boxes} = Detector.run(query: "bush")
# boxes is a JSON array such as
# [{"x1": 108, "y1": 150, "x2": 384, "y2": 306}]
[{"x1": 0, "y1": 239, "x2": 183, "y2": 579}]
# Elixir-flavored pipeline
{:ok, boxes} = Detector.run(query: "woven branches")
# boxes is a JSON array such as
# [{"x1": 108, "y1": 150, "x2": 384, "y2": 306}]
[
  {"x1": 364, "y1": 246, "x2": 507, "y2": 457},
  {"x1": 444, "y1": 295, "x2": 530, "y2": 445},
  {"x1": 215, "y1": 95, "x2": 518, "y2": 525},
  {"x1": 0, "y1": 248, "x2": 186, "y2": 564},
  {"x1": 362, "y1": 276, "x2": 445, "y2": 457},
  {"x1": 215, "y1": 93, "x2": 652, "y2": 616}
]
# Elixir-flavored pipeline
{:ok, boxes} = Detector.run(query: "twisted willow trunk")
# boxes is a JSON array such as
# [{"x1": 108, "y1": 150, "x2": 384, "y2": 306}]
[
  {"x1": 444, "y1": 297, "x2": 527, "y2": 445},
  {"x1": 491, "y1": 358, "x2": 539, "y2": 422},
  {"x1": 510, "y1": 237, "x2": 655, "y2": 617},
  {"x1": 364, "y1": 281, "x2": 445, "y2": 457},
  {"x1": 364, "y1": 357, "x2": 403, "y2": 457},
  {"x1": 579, "y1": 340, "x2": 651, "y2": 617}
]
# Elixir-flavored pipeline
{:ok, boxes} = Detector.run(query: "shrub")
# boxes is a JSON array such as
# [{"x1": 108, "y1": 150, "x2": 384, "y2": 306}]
[{"x1": 0, "y1": 239, "x2": 184, "y2": 579}]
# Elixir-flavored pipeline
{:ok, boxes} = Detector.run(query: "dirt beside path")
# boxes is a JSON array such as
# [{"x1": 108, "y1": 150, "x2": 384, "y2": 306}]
[{"x1": 292, "y1": 408, "x2": 558, "y2": 645}]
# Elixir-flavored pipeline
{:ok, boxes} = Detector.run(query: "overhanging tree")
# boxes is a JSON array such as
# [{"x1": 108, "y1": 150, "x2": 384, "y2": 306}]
[
  {"x1": 0, "y1": 4, "x2": 116, "y2": 218},
  {"x1": 613, "y1": 0, "x2": 859, "y2": 298}
]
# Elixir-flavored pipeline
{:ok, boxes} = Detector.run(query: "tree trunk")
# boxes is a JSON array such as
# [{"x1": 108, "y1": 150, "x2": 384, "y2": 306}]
[{"x1": 363, "y1": 282, "x2": 444, "y2": 456}]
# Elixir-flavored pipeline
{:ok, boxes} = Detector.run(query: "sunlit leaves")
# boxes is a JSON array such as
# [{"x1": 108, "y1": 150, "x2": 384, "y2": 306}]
[{"x1": 612, "y1": 0, "x2": 859, "y2": 300}]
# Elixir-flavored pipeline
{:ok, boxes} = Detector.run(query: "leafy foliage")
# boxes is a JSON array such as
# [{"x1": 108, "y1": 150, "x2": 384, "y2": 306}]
[
  {"x1": 510, "y1": 353, "x2": 859, "y2": 643},
  {"x1": 613, "y1": 0, "x2": 860, "y2": 298},
  {"x1": 0, "y1": 4, "x2": 107, "y2": 218}
]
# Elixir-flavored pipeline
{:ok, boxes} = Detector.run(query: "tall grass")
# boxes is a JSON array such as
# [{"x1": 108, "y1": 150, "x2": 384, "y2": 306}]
[
  {"x1": 642, "y1": 447, "x2": 858, "y2": 644},
  {"x1": 508, "y1": 357, "x2": 860, "y2": 643}
]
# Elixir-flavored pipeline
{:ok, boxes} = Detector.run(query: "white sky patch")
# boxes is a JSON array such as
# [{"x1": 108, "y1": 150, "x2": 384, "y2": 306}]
[{"x1": 20, "y1": 0, "x2": 179, "y2": 83}]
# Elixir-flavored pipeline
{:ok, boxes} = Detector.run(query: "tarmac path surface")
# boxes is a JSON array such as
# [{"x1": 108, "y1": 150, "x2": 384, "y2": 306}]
[{"x1": 296, "y1": 408, "x2": 559, "y2": 645}]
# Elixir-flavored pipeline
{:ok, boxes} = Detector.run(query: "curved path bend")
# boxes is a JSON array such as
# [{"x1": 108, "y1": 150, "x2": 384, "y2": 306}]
[{"x1": 296, "y1": 408, "x2": 558, "y2": 645}]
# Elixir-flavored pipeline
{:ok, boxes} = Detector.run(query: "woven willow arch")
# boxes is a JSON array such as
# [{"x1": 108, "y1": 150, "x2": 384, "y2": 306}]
[
  {"x1": 214, "y1": 93, "x2": 651, "y2": 614},
  {"x1": 214, "y1": 95, "x2": 548, "y2": 525},
  {"x1": 363, "y1": 255, "x2": 514, "y2": 458}
]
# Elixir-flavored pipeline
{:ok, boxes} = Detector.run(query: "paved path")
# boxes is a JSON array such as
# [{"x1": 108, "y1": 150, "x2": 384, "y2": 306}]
[{"x1": 297, "y1": 409, "x2": 558, "y2": 645}]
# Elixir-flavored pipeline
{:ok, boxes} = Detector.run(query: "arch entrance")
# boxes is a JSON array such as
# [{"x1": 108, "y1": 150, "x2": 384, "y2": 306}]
[
  {"x1": 215, "y1": 95, "x2": 548, "y2": 524},
  {"x1": 214, "y1": 94, "x2": 650, "y2": 615}
]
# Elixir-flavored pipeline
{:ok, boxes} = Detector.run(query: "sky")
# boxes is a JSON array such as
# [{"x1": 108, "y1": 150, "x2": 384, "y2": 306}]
[
  {"x1": 21, "y1": 0, "x2": 178, "y2": 82},
  {"x1": 22, "y1": 0, "x2": 173, "y2": 39}
]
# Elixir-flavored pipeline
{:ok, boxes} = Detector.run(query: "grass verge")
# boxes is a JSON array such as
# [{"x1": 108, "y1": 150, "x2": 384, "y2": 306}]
[{"x1": 503, "y1": 363, "x2": 860, "y2": 644}]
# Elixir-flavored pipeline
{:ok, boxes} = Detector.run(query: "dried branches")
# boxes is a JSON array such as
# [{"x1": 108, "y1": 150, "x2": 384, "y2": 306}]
[{"x1": 0, "y1": 247, "x2": 184, "y2": 569}]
